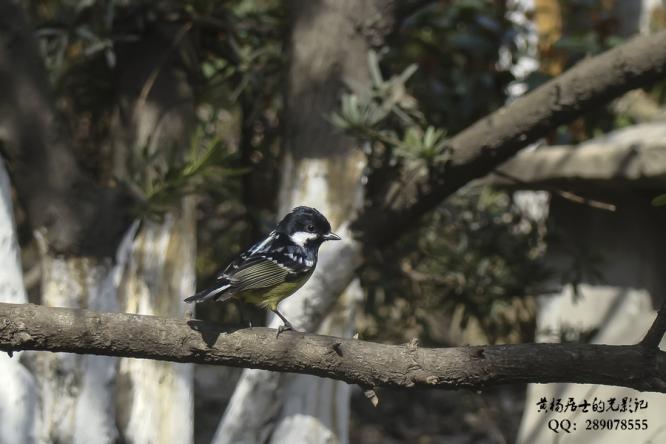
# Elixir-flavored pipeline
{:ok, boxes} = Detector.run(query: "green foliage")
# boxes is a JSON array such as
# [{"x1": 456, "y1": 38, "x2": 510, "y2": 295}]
[
  {"x1": 29, "y1": 0, "x2": 662, "y2": 348},
  {"x1": 196, "y1": 0, "x2": 285, "y2": 108},
  {"x1": 330, "y1": 3, "x2": 543, "y2": 344},
  {"x1": 385, "y1": 0, "x2": 516, "y2": 132},
  {"x1": 330, "y1": 0, "x2": 526, "y2": 188},
  {"x1": 17, "y1": 1, "x2": 666, "y2": 440},
  {"x1": 29, "y1": 0, "x2": 120, "y2": 82},
  {"x1": 335, "y1": 1, "x2": 666, "y2": 346},
  {"x1": 330, "y1": 51, "x2": 450, "y2": 174},
  {"x1": 360, "y1": 186, "x2": 545, "y2": 345},
  {"x1": 331, "y1": 93, "x2": 392, "y2": 133},
  {"x1": 396, "y1": 126, "x2": 448, "y2": 164},
  {"x1": 27, "y1": 0, "x2": 284, "y2": 207},
  {"x1": 127, "y1": 123, "x2": 244, "y2": 219},
  {"x1": 330, "y1": 51, "x2": 420, "y2": 133}
]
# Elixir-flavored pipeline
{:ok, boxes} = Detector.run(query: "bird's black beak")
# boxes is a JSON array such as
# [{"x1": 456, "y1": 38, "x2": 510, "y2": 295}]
[{"x1": 323, "y1": 232, "x2": 341, "y2": 241}]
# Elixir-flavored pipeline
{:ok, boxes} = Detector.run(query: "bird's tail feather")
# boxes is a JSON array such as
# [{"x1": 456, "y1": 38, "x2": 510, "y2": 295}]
[{"x1": 184, "y1": 283, "x2": 232, "y2": 303}]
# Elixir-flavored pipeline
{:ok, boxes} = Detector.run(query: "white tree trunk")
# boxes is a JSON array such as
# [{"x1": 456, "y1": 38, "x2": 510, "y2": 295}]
[
  {"x1": 224, "y1": 164, "x2": 364, "y2": 444},
  {"x1": 0, "y1": 157, "x2": 39, "y2": 444},
  {"x1": 116, "y1": 200, "x2": 196, "y2": 444},
  {"x1": 211, "y1": 1, "x2": 385, "y2": 439},
  {"x1": 267, "y1": 154, "x2": 365, "y2": 444},
  {"x1": 269, "y1": 280, "x2": 363, "y2": 444},
  {"x1": 36, "y1": 224, "x2": 137, "y2": 444},
  {"x1": 108, "y1": 29, "x2": 197, "y2": 444}
]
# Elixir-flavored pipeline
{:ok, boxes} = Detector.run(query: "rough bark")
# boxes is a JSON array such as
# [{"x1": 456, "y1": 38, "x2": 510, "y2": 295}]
[
  {"x1": 0, "y1": 158, "x2": 38, "y2": 444},
  {"x1": 213, "y1": 2, "x2": 392, "y2": 443},
  {"x1": 357, "y1": 30, "x2": 666, "y2": 246},
  {"x1": 0, "y1": 303, "x2": 665, "y2": 393},
  {"x1": 110, "y1": 28, "x2": 197, "y2": 444}
]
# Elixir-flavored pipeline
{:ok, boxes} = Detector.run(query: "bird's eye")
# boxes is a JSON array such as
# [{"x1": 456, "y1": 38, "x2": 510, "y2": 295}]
[{"x1": 306, "y1": 224, "x2": 315, "y2": 232}]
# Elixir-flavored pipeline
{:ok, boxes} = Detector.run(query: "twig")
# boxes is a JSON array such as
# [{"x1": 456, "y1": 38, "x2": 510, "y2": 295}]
[
  {"x1": 641, "y1": 300, "x2": 666, "y2": 349},
  {"x1": 493, "y1": 169, "x2": 617, "y2": 212}
]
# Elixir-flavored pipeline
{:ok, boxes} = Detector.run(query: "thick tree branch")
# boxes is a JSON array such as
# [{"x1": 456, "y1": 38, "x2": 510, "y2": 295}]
[
  {"x1": 0, "y1": 302, "x2": 665, "y2": 392},
  {"x1": 491, "y1": 124, "x2": 666, "y2": 190},
  {"x1": 358, "y1": 31, "x2": 666, "y2": 246}
]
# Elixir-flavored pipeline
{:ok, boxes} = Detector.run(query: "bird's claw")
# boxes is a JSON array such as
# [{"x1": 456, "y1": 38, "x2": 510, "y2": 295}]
[{"x1": 276, "y1": 322, "x2": 293, "y2": 338}]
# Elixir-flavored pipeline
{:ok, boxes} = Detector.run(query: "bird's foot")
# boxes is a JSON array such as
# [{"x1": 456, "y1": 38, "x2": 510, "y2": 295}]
[{"x1": 276, "y1": 322, "x2": 294, "y2": 338}]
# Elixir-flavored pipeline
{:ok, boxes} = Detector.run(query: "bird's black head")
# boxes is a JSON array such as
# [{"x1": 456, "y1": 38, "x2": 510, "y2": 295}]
[{"x1": 276, "y1": 206, "x2": 340, "y2": 247}]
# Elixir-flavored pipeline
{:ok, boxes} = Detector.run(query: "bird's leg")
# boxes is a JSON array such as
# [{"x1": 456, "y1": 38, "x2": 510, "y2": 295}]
[{"x1": 272, "y1": 309, "x2": 294, "y2": 337}]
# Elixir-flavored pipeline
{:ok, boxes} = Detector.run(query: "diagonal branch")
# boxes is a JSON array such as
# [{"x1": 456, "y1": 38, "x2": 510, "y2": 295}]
[
  {"x1": 0, "y1": 302, "x2": 665, "y2": 392},
  {"x1": 358, "y1": 30, "x2": 666, "y2": 246},
  {"x1": 641, "y1": 300, "x2": 666, "y2": 350}
]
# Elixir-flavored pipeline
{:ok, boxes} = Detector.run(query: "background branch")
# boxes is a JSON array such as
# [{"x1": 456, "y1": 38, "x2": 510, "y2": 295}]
[
  {"x1": 358, "y1": 30, "x2": 666, "y2": 246},
  {"x1": 0, "y1": 302, "x2": 665, "y2": 393}
]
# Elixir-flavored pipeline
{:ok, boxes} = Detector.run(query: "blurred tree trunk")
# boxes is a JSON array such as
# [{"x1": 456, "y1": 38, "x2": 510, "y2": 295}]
[
  {"x1": 0, "y1": 4, "x2": 197, "y2": 443},
  {"x1": 0, "y1": 158, "x2": 38, "y2": 443},
  {"x1": 0, "y1": 2, "x2": 130, "y2": 442},
  {"x1": 109, "y1": 28, "x2": 197, "y2": 444},
  {"x1": 213, "y1": 1, "x2": 393, "y2": 443}
]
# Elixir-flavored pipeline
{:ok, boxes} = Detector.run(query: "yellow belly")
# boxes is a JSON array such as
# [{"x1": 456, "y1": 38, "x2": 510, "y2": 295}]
[{"x1": 238, "y1": 271, "x2": 313, "y2": 311}]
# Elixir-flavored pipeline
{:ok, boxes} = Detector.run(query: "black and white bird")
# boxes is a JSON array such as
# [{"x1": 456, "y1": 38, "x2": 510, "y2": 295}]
[{"x1": 185, "y1": 206, "x2": 340, "y2": 334}]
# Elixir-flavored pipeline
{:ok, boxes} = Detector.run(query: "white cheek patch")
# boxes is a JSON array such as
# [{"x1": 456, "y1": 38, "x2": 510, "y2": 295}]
[{"x1": 289, "y1": 231, "x2": 319, "y2": 247}]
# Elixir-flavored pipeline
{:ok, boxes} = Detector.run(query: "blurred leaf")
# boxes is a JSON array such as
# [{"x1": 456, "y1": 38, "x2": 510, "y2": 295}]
[{"x1": 652, "y1": 194, "x2": 666, "y2": 207}]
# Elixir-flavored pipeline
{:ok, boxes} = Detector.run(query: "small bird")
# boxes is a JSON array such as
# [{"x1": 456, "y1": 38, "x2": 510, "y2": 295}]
[{"x1": 185, "y1": 206, "x2": 340, "y2": 334}]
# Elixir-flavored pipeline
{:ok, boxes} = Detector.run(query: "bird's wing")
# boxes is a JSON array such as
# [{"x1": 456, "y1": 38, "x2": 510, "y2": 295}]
[
  {"x1": 230, "y1": 256, "x2": 291, "y2": 291},
  {"x1": 225, "y1": 252, "x2": 312, "y2": 292},
  {"x1": 214, "y1": 230, "x2": 314, "y2": 292},
  {"x1": 218, "y1": 231, "x2": 279, "y2": 278},
  {"x1": 187, "y1": 231, "x2": 297, "y2": 303}
]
